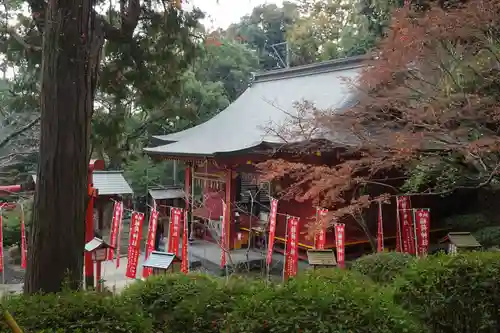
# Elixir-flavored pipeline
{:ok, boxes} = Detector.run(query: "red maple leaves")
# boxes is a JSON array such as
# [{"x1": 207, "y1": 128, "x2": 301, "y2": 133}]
[{"x1": 260, "y1": 0, "x2": 500, "y2": 244}]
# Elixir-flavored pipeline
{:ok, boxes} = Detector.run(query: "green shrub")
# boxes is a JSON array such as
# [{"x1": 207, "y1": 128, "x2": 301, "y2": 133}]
[
  {"x1": 351, "y1": 252, "x2": 415, "y2": 284},
  {"x1": 444, "y1": 213, "x2": 492, "y2": 232},
  {"x1": 0, "y1": 291, "x2": 151, "y2": 332},
  {"x1": 2, "y1": 201, "x2": 32, "y2": 247},
  {"x1": 121, "y1": 273, "x2": 235, "y2": 333},
  {"x1": 474, "y1": 226, "x2": 500, "y2": 248},
  {"x1": 394, "y1": 252, "x2": 500, "y2": 333},
  {"x1": 227, "y1": 269, "x2": 425, "y2": 333}
]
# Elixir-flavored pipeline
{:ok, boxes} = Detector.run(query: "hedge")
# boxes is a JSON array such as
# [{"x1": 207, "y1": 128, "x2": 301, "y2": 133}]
[
  {"x1": 394, "y1": 252, "x2": 500, "y2": 333},
  {"x1": 444, "y1": 213, "x2": 492, "y2": 233},
  {"x1": 0, "y1": 291, "x2": 151, "y2": 332},
  {"x1": 120, "y1": 273, "x2": 264, "y2": 333},
  {"x1": 473, "y1": 226, "x2": 500, "y2": 248},
  {"x1": 351, "y1": 252, "x2": 415, "y2": 284},
  {"x1": 227, "y1": 269, "x2": 425, "y2": 333}
]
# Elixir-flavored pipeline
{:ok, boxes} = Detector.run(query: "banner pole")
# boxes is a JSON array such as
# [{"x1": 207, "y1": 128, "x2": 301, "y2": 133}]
[
  {"x1": 395, "y1": 197, "x2": 402, "y2": 252},
  {"x1": 266, "y1": 236, "x2": 270, "y2": 283},
  {"x1": 377, "y1": 201, "x2": 384, "y2": 252},
  {"x1": 282, "y1": 215, "x2": 289, "y2": 283},
  {"x1": 313, "y1": 208, "x2": 318, "y2": 249},
  {"x1": 265, "y1": 197, "x2": 270, "y2": 282},
  {"x1": 412, "y1": 209, "x2": 419, "y2": 257},
  {"x1": 266, "y1": 197, "x2": 277, "y2": 283},
  {"x1": 1, "y1": 208, "x2": 4, "y2": 285}
]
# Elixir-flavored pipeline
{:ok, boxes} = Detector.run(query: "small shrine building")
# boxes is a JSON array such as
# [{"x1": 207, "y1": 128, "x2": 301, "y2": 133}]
[{"x1": 144, "y1": 56, "x2": 396, "y2": 257}]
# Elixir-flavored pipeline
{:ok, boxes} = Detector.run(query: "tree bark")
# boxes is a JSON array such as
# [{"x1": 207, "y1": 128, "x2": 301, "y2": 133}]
[
  {"x1": 24, "y1": 0, "x2": 95, "y2": 293},
  {"x1": 356, "y1": 214, "x2": 377, "y2": 253}
]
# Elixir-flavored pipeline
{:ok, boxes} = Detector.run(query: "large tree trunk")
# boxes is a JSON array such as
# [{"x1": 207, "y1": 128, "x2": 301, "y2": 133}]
[{"x1": 24, "y1": 0, "x2": 94, "y2": 294}]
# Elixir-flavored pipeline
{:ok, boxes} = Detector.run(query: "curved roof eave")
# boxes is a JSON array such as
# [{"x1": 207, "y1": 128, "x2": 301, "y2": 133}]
[{"x1": 144, "y1": 56, "x2": 366, "y2": 158}]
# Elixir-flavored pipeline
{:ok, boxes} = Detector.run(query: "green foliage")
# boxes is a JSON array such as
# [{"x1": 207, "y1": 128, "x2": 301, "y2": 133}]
[
  {"x1": 196, "y1": 40, "x2": 259, "y2": 101},
  {"x1": 121, "y1": 273, "x2": 229, "y2": 332},
  {"x1": 474, "y1": 226, "x2": 500, "y2": 248},
  {"x1": 225, "y1": 2, "x2": 299, "y2": 70},
  {"x1": 443, "y1": 213, "x2": 492, "y2": 232},
  {"x1": 120, "y1": 273, "x2": 271, "y2": 333},
  {"x1": 401, "y1": 155, "x2": 471, "y2": 193},
  {"x1": 351, "y1": 252, "x2": 415, "y2": 284},
  {"x1": 354, "y1": 0, "x2": 405, "y2": 42},
  {"x1": 394, "y1": 252, "x2": 500, "y2": 333},
  {"x1": 288, "y1": 0, "x2": 355, "y2": 64},
  {"x1": 286, "y1": 0, "x2": 407, "y2": 65},
  {"x1": 2, "y1": 201, "x2": 32, "y2": 247},
  {"x1": 91, "y1": 38, "x2": 258, "y2": 173},
  {"x1": 227, "y1": 269, "x2": 424, "y2": 333},
  {"x1": 123, "y1": 156, "x2": 176, "y2": 198},
  {"x1": 7, "y1": 256, "x2": 500, "y2": 333},
  {"x1": 0, "y1": 291, "x2": 152, "y2": 332}
]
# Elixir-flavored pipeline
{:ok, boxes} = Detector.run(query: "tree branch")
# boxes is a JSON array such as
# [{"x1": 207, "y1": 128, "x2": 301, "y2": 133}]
[
  {"x1": 0, "y1": 26, "x2": 41, "y2": 51},
  {"x1": 121, "y1": 0, "x2": 141, "y2": 37},
  {"x1": 101, "y1": 0, "x2": 141, "y2": 42},
  {"x1": 0, "y1": 116, "x2": 41, "y2": 150},
  {"x1": 26, "y1": 0, "x2": 46, "y2": 32}
]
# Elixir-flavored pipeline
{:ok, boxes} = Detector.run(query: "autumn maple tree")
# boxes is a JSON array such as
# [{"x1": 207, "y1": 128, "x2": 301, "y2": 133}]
[{"x1": 262, "y1": 0, "x2": 500, "y2": 247}]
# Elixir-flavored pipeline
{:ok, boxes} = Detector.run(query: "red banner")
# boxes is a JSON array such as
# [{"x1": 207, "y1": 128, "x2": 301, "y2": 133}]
[
  {"x1": 125, "y1": 212, "x2": 144, "y2": 279},
  {"x1": 20, "y1": 206, "x2": 27, "y2": 269},
  {"x1": 0, "y1": 212, "x2": 3, "y2": 273},
  {"x1": 415, "y1": 209, "x2": 430, "y2": 257},
  {"x1": 108, "y1": 201, "x2": 123, "y2": 261},
  {"x1": 335, "y1": 223, "x2": 345, "y2": 268},
  {"x1": 397, "y1": 196, "x2": 416, "y2": 254},
  {"x1": 220, "y1": 202, "x2": 227, "y2": 269},
  {"x1": 167, "y1": 207, "x2": 182, "y2": 256},
  {"x1": 115, "y1": 203, "x2": 125, "y2": 268},
  {"x1": 314, "y1": 208, "x2": 328, "y2": 249},
  {"x1": 181, "y1": 210, "x2": 189, "y2": 274},
  {"x1": 377, "y1": 201, "x2": 384, "y2": 252},
  {"x1": 143, "y1": 208, "x2": 159, "y2": 278},
  {"x1": 266, "y1": 199, "x2": 278, "y2": 266},
  {"x1": 284, "y1": 216, "x2": 300, "y2": 280}
]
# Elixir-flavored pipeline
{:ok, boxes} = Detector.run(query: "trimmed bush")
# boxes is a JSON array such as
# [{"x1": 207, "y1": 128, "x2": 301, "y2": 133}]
[
  {"x1": 227, "y1": 269, "x2": 425, "y2": 333},
  {"x1": 474, "y1": 226, "x2": 500, "y2": 248},
  {"x1": 351, "y1": 252, "x2": 415, "y2": 284},
  {"x1": 394, "y1": 252, "x2": 500, "y2": 333},
  {"x1": 121, "y1": 273, "x2": 245, "y2": 333},
  {"x1": 0, "y1": 291, "x2": 151, "y2": 332},
  {"x1": 444, "y1": 213, "x2": 492, "y2": 232}
]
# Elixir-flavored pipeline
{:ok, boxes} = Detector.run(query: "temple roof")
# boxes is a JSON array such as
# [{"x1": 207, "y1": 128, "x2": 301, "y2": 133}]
[
  {"x1": 32, "y1": 171, "x2": 133, "y2": 196},
  {"x1": 145, "y1": 56, "x2": 366, "y2": 158}
]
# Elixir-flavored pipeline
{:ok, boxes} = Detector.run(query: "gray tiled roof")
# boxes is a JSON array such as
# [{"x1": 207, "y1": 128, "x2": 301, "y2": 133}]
[
  {"x1": 84, "y1": 237, "x2": 113, "y2": 252},
  {"x1": 32, "y1": 171, "x2": 133, "y2": 196},
  {"x1": 149, "y1": 187, "x2": 185, "y2": 200},
  {"x1": 92, "y1": 171, "x2": 133, "y2": 195},
  {"x1": 440, "y1": 232, "x2": 482, "y2": 248},
  {"x1": 145, "y1": 56, "x2": 366, "y2": 157},
  {"x1": 143, "y1": 251, "x2": 177, "y2": 269}
]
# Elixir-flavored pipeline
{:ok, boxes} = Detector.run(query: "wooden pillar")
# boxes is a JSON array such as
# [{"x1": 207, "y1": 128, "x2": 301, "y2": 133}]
[
  {"x1": 225, "y1": 169, "x2": 235, "y2": 250},
  {"x1": 85, "y1": 176, "x2": 96, "y2": 289},
  {"x1": 97, "y1": 200, "x2": 104, "y2": 231},
  {"x1": 185, "y1": 163, "x2": 192, "y2": 236}
]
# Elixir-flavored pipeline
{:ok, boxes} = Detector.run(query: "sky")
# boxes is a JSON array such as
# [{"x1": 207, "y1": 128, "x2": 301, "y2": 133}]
[{"x1": 189, "y1": 0, "x2": 284, "y2": 30}]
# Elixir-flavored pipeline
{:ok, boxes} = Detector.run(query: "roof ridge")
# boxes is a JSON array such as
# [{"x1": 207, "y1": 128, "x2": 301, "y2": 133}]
[
  {"x1": 252, "y1": 55, "x2": 368, "y2": 84},
  {"x1": 149, "y1": 186, "x2": 183, "y2": 190}
]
